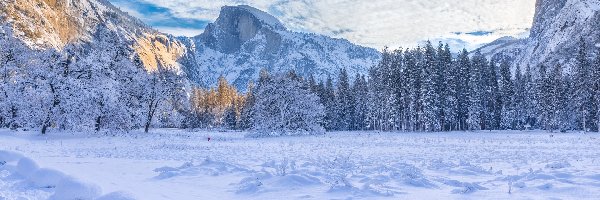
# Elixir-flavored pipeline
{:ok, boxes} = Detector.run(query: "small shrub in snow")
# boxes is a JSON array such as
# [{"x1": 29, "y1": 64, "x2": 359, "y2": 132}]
[
  {"x1": 236, "y1": 176, "x2": 265, "y2": 194},
  {"x1": 545, "y1": 161, "x2": 572, "y2": 169}
]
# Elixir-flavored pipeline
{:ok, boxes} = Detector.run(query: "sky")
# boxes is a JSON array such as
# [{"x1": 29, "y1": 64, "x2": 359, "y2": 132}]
[{"x1": 109, "y1": 0, "x2": 537, "y2": 51}]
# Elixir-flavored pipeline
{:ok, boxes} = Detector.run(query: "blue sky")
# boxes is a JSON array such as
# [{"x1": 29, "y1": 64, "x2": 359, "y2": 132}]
[{"x1": 108, "y1": 0, "x2": 536, "y2": 50}]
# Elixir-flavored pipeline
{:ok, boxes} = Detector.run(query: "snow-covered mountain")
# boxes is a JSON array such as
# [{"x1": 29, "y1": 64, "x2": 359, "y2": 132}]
[
  {"x1": 480, "y1": 0, "x2": 600, "y2": 72},
  {"x1": 0, "y1": 1, "x2": 380, "y2": 90},
  {"x1": 0, "y1": 0, "x2": 188, "y2": 72},
  {"x1": 180, "y1": 5, "x2": 381, "y2": 89}
]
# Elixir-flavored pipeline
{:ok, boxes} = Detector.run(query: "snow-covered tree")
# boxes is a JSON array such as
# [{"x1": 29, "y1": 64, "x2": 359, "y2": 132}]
[
  {"x1": 573, "y1": 37, "x2": 595, "y2": 131},
  {"x1": 593, "y1": 37, "x2": 600, "y2": 132},
  {"x1": 467, "y1": 50, "x2": 485, "y2": 131},
  {"x1": 251, "y1": 71, "x2": 325, "y2": 136},
  {"x1": 421, "y1": 42, "x2": 441, "y2": 131},
  {"x1": 499, "y1": 61, "x2": 515, "y2": 129},
  {"x1": 334, "y1": 68, "x2": 355, "y2": 131},
  {"x1": 352, "y1": 74, "x2": 369, "y2": 130},
  {"x1": 439, "y1": 44, "x2": 456, "y2": 131},
  {"x1": 548, "y1": 64, "x2": 568, "y2": 131},
  {"x1": 456, "y1": 49, "x2": 471, "y2": 131}
]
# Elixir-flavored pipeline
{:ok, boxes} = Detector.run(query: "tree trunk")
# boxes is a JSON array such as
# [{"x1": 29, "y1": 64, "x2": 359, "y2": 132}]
[
  {"x1": 95, "y1": 116, "x2": 101, "y2": 132},
  {"x1": 145, "y1": 100, "x2": 157, "y2": 133},
  {"x1": 41, "y1": 124, "x2": 48, "y2": 135}
]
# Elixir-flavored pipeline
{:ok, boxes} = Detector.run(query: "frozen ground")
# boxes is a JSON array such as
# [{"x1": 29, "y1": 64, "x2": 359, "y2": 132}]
[{"x1": 1, "y1": 129, "x2": 600, "y2": 200}]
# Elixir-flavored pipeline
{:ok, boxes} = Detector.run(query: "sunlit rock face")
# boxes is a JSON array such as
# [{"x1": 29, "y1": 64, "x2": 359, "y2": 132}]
[
  {"x1": 0, "y1": 1, "x2": 380, "y2": 89},
  {"x1": 0, "y1": 0, "x2": 186, "y2": 73}
]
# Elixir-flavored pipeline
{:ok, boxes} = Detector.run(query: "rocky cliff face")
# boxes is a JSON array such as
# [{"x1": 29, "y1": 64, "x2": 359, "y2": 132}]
[
  {"x1": 481, "y1": 0, "x2": 600, "y2": 72},
  {"x1": 0, "y1": 1, "x2": 380, "y2": 90},
  {"x1": 0, "y1": 0, "x2": 187, "y2": 72},
  {"x1": 184, "y1": 5, "x2": 381, "y2": 89}
]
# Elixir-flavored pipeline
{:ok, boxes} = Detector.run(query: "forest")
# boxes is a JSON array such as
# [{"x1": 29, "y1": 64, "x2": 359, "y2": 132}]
[{"x1": 2, "y1": 24, "x2": 600, "y2": 135}]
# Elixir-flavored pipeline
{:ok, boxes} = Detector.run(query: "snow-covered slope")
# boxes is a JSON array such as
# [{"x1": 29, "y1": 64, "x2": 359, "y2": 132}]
[
  {"x1": 476, "y1": 36, "x2": 527, "y2": 63},
  {"x1": 0, "y1": 1, "x2": 380, "y2": 90},
  {"x1": 481, "y1": 0, "x2": 600, "y2": 72},
  {"x1": 182, "y1": 5, "x2": 381, "y2": 89},
  {"x1": 0, "y1": 0, "x2": 188, "y2": 72}
]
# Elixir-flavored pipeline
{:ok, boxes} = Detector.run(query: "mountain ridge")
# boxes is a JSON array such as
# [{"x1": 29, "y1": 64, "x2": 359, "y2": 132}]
[
  {"x1": 184, "y1": 5, "x2": 380, "y2": 89},
  {"x1": 0, "y1": 0, "x2": 381, "y2": 90}
]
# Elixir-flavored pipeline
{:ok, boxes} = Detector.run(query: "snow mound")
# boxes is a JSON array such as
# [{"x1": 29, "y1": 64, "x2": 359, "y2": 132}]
[
  {"x1": 0, "y1": 151, "x2": 121, "y2": 200},
  {"x1": 443, "y1": 180, "x2": 488, "y2": 194},
  {"x1": 273, "y1": 174, "x2": 321, "y2": 187},
  {"x1": 154, "y1": 159, "x2": 251, "y2": 179},
  {"x1": 48, "y1": 177, "x2": 102, "y2": 200},
  {"x1": 236, "y1": 174, "x2": 268, "y2": 194},
  {"x1": 391, "y1": 163, "x2": 437, "y2": 188},
  {"x1": 16, "y1": 157, "x2": 39, "y2": 177},
  {"x1": 0, "y1": 150, "x2": 24, "y2": 163},
  {"x1": 28, "y1": 168, "x2": 66, "y2": 188},
  {"x1": 96, "y1": 191, "x2": 137, "y2": 200}
]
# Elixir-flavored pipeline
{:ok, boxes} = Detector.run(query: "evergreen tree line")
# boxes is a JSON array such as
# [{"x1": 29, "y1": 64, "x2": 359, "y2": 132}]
[
  {"x1": 314, "y1": 39, "x2": 600, "y2": 132},
  {"x1": 2, "y1": 21, "x2": 600, "y2": 134}
]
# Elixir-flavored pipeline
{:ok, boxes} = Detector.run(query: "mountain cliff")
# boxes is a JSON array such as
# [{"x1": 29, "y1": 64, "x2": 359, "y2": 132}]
[
  {"x1": 182, "y1": 5, "x2": 381, "y2": 89},
  {"x1": 480, "y1": 0, "x2": 600, "y2": 72},
  {"x1": 0, "y1": 1, "x2": 380, "y2": 90},
  {"x1": 0, "y1": 0, "x2": 187, "y2": 72}
]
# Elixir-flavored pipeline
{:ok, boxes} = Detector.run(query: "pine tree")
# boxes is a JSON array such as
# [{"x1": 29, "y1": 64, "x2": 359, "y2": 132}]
[
  {"x1": 499, "y1": 61, "x2": 515, "y2": 129},
  {"x1": 549, "y1": 64, "x2": 568, "y2": 132},
  {"x1": 593, "y1": 36, "x2": 600, "y2": 132},
  {"x1": 456, "y1": 49, "x2": 471, "y2": 131},
  {"x1": 467, "y1": 50, "x2": 485, "y2": 131},
  {"x1": 482, "y1": 60, "x2": 500, "y2": 130},
  {"x1": 573, "y1": 37, "x2": 594, "y2": 131},
  {"x1": 353, "y1": 74, "x2": 369, "y2": 130},
  {"x1": 368, "y1": 47, "x2": 398, "y2": 131},
  {"x1": 537, "y1": 64, "x2": 553, "y2": 131},
  {"x1": 421, "y1": 42, "x2": 441, "y2": 131},
  {"x1": 523, "y1": 65, "x2": 537, "y2": 129},
  {"x1": 323, "y1": 76, "x2": 336, "y2": 130},
  {"x1": 335, "y1": 69, "x2": 355, "y2": 131},
  {"x1": 437, "y1": 43, "x2": 453, "y2": 130},
  {"x1": 239, "y1": 81, "x2": 255, "y2": 130}
]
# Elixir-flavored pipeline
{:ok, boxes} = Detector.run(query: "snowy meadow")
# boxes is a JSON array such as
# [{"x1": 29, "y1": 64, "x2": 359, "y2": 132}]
[{"x1": 2, "y1": 129, "x2": 600, "y2": 199}]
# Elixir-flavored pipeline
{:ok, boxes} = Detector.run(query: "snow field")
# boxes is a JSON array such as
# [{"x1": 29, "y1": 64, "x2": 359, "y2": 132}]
[
  {"x1": 0, "y1": 150, "x2": 132, "y2": 200},
  {"x1": 1, "y1": 129, "x2": 600, "y2": 199}
]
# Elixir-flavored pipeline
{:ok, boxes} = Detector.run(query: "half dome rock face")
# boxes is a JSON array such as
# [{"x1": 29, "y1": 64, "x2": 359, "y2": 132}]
[
  {"x1": 199, "y1": 5, "x2": 285, "y2": 54},
  {"x1": 186, "y1": 5, "x2": 381, "y2": 90}
]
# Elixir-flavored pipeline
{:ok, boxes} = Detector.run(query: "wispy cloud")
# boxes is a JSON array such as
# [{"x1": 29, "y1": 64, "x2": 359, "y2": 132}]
[
  {"x1": 109, "y1": 0, "x2": 536, "y2": 50},
  {"x1": 109, "y1": 0, "x2": 209, "y2": 36}
]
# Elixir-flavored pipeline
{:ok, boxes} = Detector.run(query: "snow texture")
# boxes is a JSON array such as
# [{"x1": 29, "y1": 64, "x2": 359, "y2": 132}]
[{"x1": 1, "y1": 129, "x2": 600, "y2": 199}]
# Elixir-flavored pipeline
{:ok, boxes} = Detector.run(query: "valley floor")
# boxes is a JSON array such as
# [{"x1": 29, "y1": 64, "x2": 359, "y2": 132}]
[{"x1": 1, "y1": 129, "x2": 600, "y2": 199}]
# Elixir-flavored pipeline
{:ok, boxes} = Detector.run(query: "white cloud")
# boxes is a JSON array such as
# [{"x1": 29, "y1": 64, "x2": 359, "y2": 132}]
[
  {"x1": 155, "y1": 27, "x2": 204, "y2": 37},
  {"x1": 133, "y1": 0, "x2": 536, "y2": 50}
]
